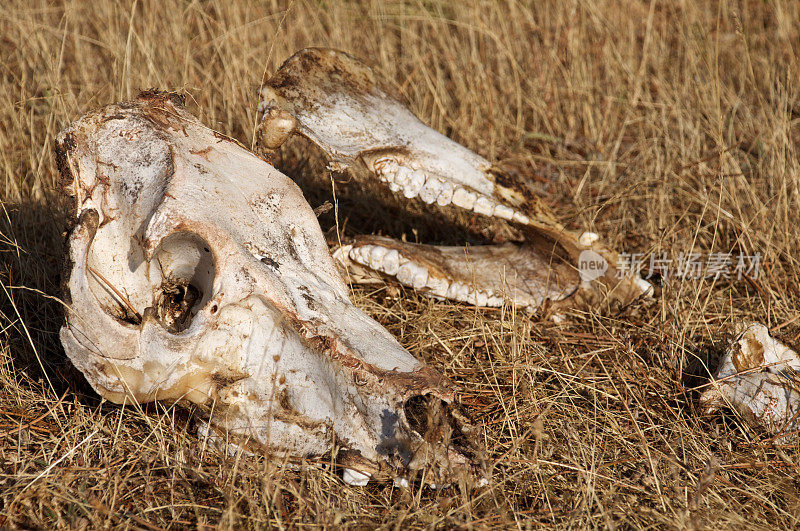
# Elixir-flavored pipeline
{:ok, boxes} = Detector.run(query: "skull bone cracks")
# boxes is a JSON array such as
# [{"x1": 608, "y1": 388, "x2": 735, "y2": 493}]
[{"x1": 56, "y1": 91, "x2": 484, "y2": 486}]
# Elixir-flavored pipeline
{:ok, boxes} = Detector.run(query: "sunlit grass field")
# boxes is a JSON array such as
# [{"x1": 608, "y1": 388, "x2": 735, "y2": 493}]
[{"x1": 2, "y1": 1, "x2": 800, "y2": 527}]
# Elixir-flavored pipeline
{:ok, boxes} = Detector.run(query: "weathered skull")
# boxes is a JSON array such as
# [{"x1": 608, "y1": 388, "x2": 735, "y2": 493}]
[{"x1": 56, "y1": 91, "x2": 483, "y2": 485}]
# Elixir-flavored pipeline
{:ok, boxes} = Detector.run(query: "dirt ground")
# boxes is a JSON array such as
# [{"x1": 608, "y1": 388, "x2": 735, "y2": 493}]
[{"x1": 2, "y1": 0, "x2": 800, "y2": 528}]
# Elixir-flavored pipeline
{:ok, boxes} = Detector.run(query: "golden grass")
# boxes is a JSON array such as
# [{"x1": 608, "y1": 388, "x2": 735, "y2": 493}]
[{"x1": 2, "y1": 0, "x2": 800, "y2": 527}]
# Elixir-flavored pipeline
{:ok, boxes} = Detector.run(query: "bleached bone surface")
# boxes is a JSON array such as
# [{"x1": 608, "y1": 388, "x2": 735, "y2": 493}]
[
  {"x1": 56, "y1": 92, "x2": 483, "y2": 484},
  {"x1": 700, "y1": 323, "x2": 800, "y2": 440},
  {"x1": 259, "y1": 48, "x2": 540, "y2": 227},
  {"x1": 259, "y1": 48, "x2": 650, "y2": 308}
]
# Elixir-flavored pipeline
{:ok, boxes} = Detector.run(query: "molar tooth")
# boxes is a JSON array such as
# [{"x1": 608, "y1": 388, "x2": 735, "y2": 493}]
[
  {"x1": 486, "y1": 295, "x2": 505, "y2": 307},
  {"x1": 381, "y1": 249, "x2": 400, "y2": 275},
  {"x1": 512, "y1": 211, "x2": 530, "y2": 224},
  {"x1": 411, "y1": 266, "x2": 429, "y2": 289},
  {"x1": 396, "y1": 262, "x2": 416, "y2": 285},
  {"x1": 493, "y1": 204, "x2": 515, "y2": 220},
  {"x1": 388, "y1": 182, "x2": 401, "y2": 192},
  {"x1": 472, "y1": 291, "x2": 488, "y2": 306},
  {"x1": 369, "y1": 246, "x2": 388, "y2": 269},
  {"x1": 437, "y1": 181, "x2": 454, "y2": 206},
  {"x1": 446, "y1": 281, "x2": 470, "y2": 302},
  {"x1": 452, "y1": 187, "x2": 477, "y2": 210},
  {"x1": 473, "y1": 196, "x2": 495, "y2": 216},
  {"x1": 446, "y1": 282, "x2": 462, "y2": 300},
  {"x1": 352, "y1": 245, "x2": 373, "y2": 265},
  {"x1": 403, "y1": 170, "x2": 426, "y2": 198},
  {"x1": 426, "y1": 277, "x2": 449, "y2": 296},
  {"x1": 331, "y1": 245, "x2": 353, "y2": 266},
  {"x1": 375, "y1": 158, "x2": 398, "y2": 176},
  {"x1": 418, "y1": 177, "x2": 442, "y2": 204},
  {"x1": 393, "y1": 166, "x2": 411, "y2": 187},
  {"x1": 456, "y1": 284, "x2": 471, "y2": 302},
  {"x1": 375, "y1": 167, "x2": 393, "y2": 183}
]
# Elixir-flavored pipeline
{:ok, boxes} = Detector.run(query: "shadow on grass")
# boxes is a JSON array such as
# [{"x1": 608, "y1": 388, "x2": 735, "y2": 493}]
[{"x1": 0, "y1": 195, "x2": 97, "y2": 401}]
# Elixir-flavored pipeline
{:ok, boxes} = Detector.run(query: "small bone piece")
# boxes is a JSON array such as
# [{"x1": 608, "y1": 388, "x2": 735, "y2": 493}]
[
  {"x1": 700, "y1": 323, "x2": 800, "y2": 441},
  {"x1": 56, "y1": 91, "x2": 484, "y2": 484}
]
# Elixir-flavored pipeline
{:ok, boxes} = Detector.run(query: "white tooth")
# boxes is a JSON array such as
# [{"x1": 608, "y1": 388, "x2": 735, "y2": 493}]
[
  {"x1": 403, "y1": 170, "x2": 426, "y2": 198},
  {"x1": 513, "y1": 211, "x2": 530, "y2": 224},
  {"x1": 446, "y1": 282, "x2": 462, "y2": 299},
  {"x1": 388, "y1": 182, "x2": 401, "y2": 192},
  {"x1": 376, "y1": 158, "x2": 398, "y2": 177},
  {"x1": 494, "y1": 204, "x2": 515, "y2": 220},
  {"x1": 437, "y1": 181, "x2": 454, "y2": 206},
  {"x1": 411, "y1": 266, "x2": 429, "y2": 289},
  {"x1": 343, "y1": 468, "x2": 371, "y2": 486},
  {"x1": 358, "y1": 245, "x2": 373, "y2": 264},
  {"x1": 473, "y1": 196, "x2": 495, "y2": 216},
  {"x1": 472, "y1": 291, "x2": 488, "y2": 306},
  {"x1": 382, "y1": 250, "x2": 400, "y2": 275},
  {"x1": 369, "y1": 246, "x2": 388, "y2": 268},
  {"x1": 448, "y1": 282, "x2": 470, "y2": 302},
  {"x1": 486, "y1": 295, "x2": 504, "y2": 306},
  {"x1": 426, "y1": 277, "x2": 449, "y2": 296},
  {"x1": 376, "y1": 169, "x2": 392, "y2": 184},
  {"x1": 396, "y1": 263, "x2": 416, "y2": 285},
  {"x1": 393, "y1": 166, "x2": 411, "y2": 187},
  {"x1": 458, "y1": 284, "x2": 471, "y2": 301},
  {"x1": 418, "y1": 177, "x2": 442, "y2": 204},
  {"x1": 331, "y1": 245, "x2": 353, "y2": 266},
  {"x1": 360, "y1": 246, "x2": 375, "y2": 265},
  {"x1": 452, "y1": 187, "x2": 477, "y2": 210}
]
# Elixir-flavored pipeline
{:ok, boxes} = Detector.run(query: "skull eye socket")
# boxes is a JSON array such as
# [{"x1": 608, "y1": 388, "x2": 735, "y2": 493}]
[{"x1": 152, "y1": 231, "x2": 216, "y2": 333}]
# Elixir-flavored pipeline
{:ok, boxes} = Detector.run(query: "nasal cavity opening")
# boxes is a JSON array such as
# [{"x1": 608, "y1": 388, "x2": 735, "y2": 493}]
[{"x1": 152, "y1": 231, "x2": 215, "y2": 333}]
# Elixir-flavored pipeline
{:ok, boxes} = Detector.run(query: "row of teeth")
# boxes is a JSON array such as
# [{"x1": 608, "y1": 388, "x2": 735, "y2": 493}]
[
  {"x1": 348, "y1": 244, "x2": 505, "y2": 307},
  {"x1": 373, "y1": 159, "x2": 530, "y2": 224}
]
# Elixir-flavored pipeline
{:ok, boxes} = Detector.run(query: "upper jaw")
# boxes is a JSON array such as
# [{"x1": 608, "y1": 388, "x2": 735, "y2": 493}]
[{"x1": 258, "y1": 48, "x2": 533, "y2": 226}]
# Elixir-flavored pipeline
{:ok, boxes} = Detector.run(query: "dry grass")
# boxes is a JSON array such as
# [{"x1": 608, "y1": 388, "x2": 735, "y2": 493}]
[{"x1": 2, "y1": 0, "x2": 800, "y2": 528}]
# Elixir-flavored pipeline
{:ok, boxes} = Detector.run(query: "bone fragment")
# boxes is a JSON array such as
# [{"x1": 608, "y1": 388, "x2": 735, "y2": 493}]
[{"x1": 701, "y1": 323, "x2": 800, "y2": 441}]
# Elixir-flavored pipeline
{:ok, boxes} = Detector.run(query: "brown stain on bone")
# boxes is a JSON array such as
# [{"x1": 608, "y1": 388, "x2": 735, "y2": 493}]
[{"x1": 733, "y1": 331, "x2": 766, "y2": 372}]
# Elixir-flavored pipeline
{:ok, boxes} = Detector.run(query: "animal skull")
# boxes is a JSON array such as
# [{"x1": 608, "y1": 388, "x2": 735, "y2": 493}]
[{"x1": 56, "y1": 91, "x2": 483, "y2": 485}]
